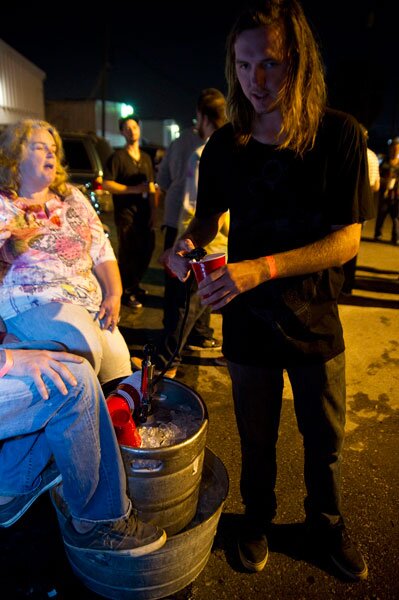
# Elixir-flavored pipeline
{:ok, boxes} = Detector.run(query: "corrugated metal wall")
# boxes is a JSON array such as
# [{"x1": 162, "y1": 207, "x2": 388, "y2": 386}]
[{"x1": 0, "y1": 38, "x2": 45, "y2": 124}]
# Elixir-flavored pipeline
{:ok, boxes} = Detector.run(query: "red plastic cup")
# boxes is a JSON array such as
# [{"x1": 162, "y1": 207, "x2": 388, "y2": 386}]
[
  {"x1": 106, "y1": 394, "x2": 132, "y2": 427},
  {"x1": 190, "y1": 252, "x2": 226, "y2": 284},
  {"x1": 114, "y1": 419, "x2": 142, "y2": 447},
  {"x1": 106, "y1": 394, "x2": 141, "y2": 447}
]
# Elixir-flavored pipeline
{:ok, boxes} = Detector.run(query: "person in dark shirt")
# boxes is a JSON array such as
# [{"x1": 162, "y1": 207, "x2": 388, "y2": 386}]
[
  {"x1": 103, "y1": 116, "x2": 156, "y2": 309},
  {"x1": 167, "y1": 0, "x2": 372, "y2": 581}
]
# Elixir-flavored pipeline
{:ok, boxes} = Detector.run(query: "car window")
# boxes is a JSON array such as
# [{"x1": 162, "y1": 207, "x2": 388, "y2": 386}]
[{"x1": 63, "y1": 139, "x2": 93, "y2": 172}]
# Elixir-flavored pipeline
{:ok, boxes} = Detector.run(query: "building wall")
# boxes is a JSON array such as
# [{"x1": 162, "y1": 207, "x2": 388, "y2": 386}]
[
  {"x1": 45, "y1": 100, "x2": 179, "y2": 148},
  {"x1": 140, "y1": 119, "x2": 179, "y2": 147},
  {"x1": 0, "y1": 39, "x2": 45, "y2": 124},
  {"x1": 46, "y1": 99, "x2": 97, "y2": 132}
]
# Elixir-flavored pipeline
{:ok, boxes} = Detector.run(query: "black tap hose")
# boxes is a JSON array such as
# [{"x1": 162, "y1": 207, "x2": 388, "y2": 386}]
[
  {"x1": 151, "y1": 233, "x2": 212, "y2": 388},
  {"x1": 152, "y1": 270, "x2": 195, "y2": 386}
]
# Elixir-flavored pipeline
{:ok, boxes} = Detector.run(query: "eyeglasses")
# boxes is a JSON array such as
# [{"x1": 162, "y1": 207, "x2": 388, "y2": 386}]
[{"x1": 29, "y1": 142, "x2": 57, "y2": 154}]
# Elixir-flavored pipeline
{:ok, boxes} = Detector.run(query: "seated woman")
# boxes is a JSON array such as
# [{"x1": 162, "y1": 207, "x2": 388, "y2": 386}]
[
  {"x1": 0, "y1": 120, "x2": 131, "y2": 385},
  {"x1": 0, "y1": 317, "x2": 166, "y2": 555}
]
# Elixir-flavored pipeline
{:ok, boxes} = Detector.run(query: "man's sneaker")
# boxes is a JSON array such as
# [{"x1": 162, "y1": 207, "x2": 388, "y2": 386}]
[
  {"x1": 0, "y1": 461, "x2": 62, "y2": 527},
  {"x1": 131, "y1": 356, "x2": 177, "y2": 379},
  {"x1": 238, "y1": 523, "x2": 269, "y2": 572},
  {"x1": 125, "y1": 295, "x2": 143, "y2": 310},
  {"x1": 311, "y1": 520, "x2": 368, "y2": 581},
  {"x1": 186, "y1": 337, "x2": 222, "y2": 351},
  {"x1": 325, "y1": 522, "x2": 368, "y2": 580},
  {"x1": 214, "y1": 356, "x2": 228, "y2": 367},
  {"x1": 63, "y1": 510, "x2": 167, "y2": 557}
]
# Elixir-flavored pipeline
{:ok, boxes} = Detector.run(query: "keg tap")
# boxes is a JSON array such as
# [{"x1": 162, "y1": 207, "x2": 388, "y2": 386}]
[
  {"x1": 183, "y1": 247, "x2": 207, "y2": 262},
  {"x1": 139, "y1": 343, "x2": 155, "y2": 423}
]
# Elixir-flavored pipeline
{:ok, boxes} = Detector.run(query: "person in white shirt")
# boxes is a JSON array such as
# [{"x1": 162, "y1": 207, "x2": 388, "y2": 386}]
[
  {"x1": 342, "y1": 125, "x2": 380, "y2": 294},
  {"x1": 132, "y1": 89, "x2": 228, "y2": 377}
]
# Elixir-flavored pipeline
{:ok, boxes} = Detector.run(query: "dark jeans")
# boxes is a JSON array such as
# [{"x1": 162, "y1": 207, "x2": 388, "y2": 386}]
[
  {"x1": 374, "y1": 194, "x2": 399, "y2": 243},
  {"x1": 115, "y1": 206, "x2": 155, "y2": 293},
  {"x1": 228, "y1": 353, "x2": 346, "y2": 528}
]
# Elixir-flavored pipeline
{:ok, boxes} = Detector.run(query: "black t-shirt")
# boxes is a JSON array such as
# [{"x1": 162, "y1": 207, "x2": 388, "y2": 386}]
[
  {"x1": 196, "y1": 109, "x2": 373, "y2": 366},
  {"x1": 104, "y1": 148, "x2": 154, "y2": 217}
]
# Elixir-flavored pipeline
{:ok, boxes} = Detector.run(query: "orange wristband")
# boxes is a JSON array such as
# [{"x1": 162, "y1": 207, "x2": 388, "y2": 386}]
[
  {"x1": 0, "y1": 349, "x2": 13, "y2": 378},
  {"x1": 265, "y1": 255, "x2": 277, "y2": 280}
]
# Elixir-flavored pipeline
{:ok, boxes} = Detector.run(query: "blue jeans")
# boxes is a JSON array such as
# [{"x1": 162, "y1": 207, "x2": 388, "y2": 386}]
[
  {"x1": 0, "y1": 356, "x2": 131, "y2": 523},
  {"x1": 228, "y1": 353, "x2": 346, "y2": 527},
  {"x1": 5, "y1": 302, "x2": 131, "y2": 385}
]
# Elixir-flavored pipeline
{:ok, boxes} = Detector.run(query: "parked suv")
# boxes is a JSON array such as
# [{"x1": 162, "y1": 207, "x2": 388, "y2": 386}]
[{"x1": 60, "y1": 132, "x2": 114, "y2": 214}]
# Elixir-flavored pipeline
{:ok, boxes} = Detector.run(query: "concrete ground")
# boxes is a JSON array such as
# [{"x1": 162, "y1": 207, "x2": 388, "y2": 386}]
[{"x1": 1, "y1": 211, "x2": 398, "y2": 599}]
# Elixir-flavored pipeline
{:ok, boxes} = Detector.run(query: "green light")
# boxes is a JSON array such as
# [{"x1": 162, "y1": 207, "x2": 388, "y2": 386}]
[{"x1": 121, "y1": 103, "x2": 134, "y2": 118}]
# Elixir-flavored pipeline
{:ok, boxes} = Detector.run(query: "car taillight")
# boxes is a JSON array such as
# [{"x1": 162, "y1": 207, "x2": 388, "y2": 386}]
[{"x1": 93, "y1": 177, "x2": 103, "y2": 191}]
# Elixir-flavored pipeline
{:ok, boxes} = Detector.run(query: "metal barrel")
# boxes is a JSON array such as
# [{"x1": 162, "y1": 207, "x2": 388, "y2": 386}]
[
  {"x1": 121, "y1": 378, "x2": 209, "y2": 536},
  {"x1": 53, "y1": 448, "x2": 229, "y2": 600}
]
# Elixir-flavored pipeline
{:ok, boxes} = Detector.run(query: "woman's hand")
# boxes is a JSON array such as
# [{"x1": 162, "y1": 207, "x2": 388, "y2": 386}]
[
  {"x1": 7, "y1": 349, "x2": 84, "y2": 399},
  {"x1": 93, "y1": 261, "x2": 123, "y2": 331},
  {"x1": 97, "y1": 294, "x2": 121, "y2": 332}
]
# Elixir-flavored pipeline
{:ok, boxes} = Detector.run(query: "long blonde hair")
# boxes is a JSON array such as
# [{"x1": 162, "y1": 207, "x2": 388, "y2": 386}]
[
  {"x1": 0, "y1": 119, "x2": 69, "y2": 197},
  {"x1": 225, "y1": 0, "x2": 327, "y2": 156}
]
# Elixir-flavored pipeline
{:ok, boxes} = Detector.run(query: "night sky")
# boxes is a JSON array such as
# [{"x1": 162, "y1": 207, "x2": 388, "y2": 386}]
[{"x1": 0, "y1": 0, "x2": 396, "y2": 149}]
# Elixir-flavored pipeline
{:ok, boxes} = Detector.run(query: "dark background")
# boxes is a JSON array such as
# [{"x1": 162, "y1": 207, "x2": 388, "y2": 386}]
[{"x1": 1, "y1": 0, "x2": 397, "y2": 150}]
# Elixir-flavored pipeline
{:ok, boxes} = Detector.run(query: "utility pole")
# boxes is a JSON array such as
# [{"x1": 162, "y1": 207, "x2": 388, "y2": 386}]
[{"x1": 101, "y1": 24, "x2": 110, "y2": 138}]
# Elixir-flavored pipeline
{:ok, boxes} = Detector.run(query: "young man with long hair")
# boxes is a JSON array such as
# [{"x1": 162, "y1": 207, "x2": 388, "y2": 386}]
[{"x1": 168, "y1": 0, "x2": 372, "y2": 581}]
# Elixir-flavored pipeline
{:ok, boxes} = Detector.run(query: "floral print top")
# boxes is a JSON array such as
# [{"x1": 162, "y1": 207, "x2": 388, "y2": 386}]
[{"x1": 0, "y1": 186, "x2": 116, "y2": 320}]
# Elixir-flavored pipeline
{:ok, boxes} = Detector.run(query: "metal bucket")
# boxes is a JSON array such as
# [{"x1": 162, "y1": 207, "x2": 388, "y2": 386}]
[
  {"x1": 121, "y1": 378, "x2": 208, "y2": 536},
  {"x1": 52, "y1": 448, "x2": 229, "y2": 600}
]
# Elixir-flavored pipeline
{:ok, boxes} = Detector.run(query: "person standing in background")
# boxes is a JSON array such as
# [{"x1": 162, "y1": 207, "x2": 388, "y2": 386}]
[
  {"x1": 168, "y1": 0, "x2": 372, "y2": 581},
  {"x1": 177, "y1": 89, "x2": 229, "y2": 357},
  {"x1": 366, "y1": 138, "x2": 381, "y2": 197},
  {"x1": 341, "y1": 125, "x2": 380, "y2": 294},
  {"x1": 374, "y1": 136, "x2": 399, "y2": 245},
  {"x1": 103, "y1": 116, "x2": 156, "y2": 309},
  {"x1": 158, "y1": 127, "x2": 202, "y2": 253},
  {"x1": 157, "y1": 126, "x2": 203, "y2": 334},
  {"x1": 132, "y1": 89, "x2": 228, "y2": 378}
]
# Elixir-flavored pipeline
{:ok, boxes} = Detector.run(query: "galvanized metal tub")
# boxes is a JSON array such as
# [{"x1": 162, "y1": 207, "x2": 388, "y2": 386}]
[
  {"x1": 121, "y1": 378, "x2": 208, "y2": 536},
  {"x1": 53, "y1": 448, "x2": 229, "y2": 600}
]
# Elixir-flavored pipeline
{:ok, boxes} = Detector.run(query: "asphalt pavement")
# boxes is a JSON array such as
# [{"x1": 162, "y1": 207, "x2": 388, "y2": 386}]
[{"x1": 1, "y1": 212, "x2": 397, "y2": 600}]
